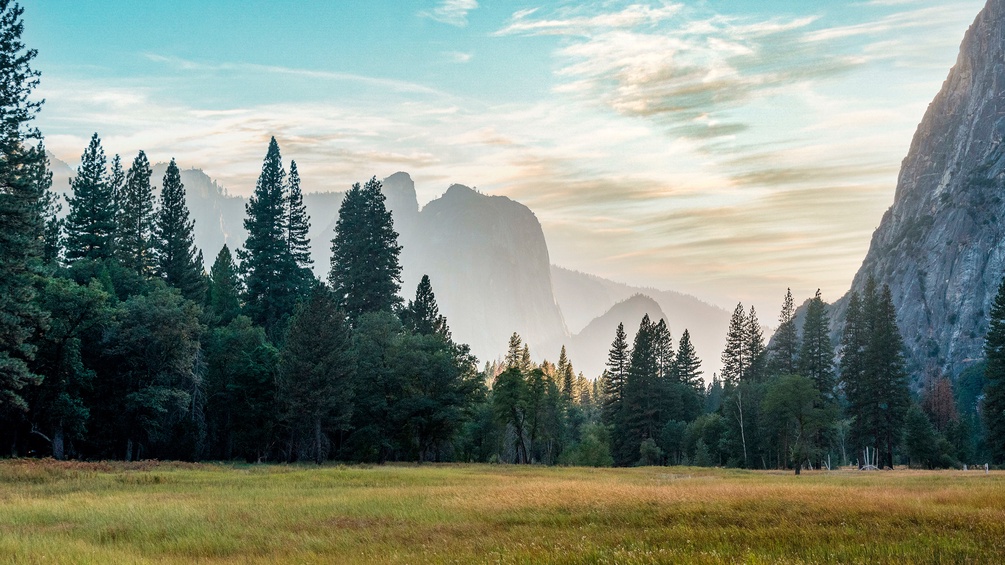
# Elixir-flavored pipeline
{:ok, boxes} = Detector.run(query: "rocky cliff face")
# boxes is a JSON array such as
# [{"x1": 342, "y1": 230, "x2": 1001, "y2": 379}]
[
  {"x1": 410, "y1": 183, "x2": 568, "y2": 362},
  {"x1": 838, "y1": 0, "x2": 1005, "y2": 379}
]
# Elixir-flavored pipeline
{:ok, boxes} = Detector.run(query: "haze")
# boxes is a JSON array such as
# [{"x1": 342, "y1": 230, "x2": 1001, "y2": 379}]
[{"x1": 25, "y1": 0, "x2": 984, "y2": 317}]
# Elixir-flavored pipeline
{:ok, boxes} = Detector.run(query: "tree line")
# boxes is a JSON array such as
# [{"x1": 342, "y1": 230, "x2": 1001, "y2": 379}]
[{"x1": 3, "y1": 1, "x2": 1005, "y2": 468}]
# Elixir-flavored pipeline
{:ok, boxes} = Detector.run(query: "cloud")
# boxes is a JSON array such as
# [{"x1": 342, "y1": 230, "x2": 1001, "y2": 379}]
[
  {"x1": 144, "y1": 54, "x2": 446, "y2": 96},
  {"x1": 499, "y1": 4, "x2": 864, "y2": 142},
  {"x1": 444, "y1": 51, "x2": 473, "y2": 64},
  {"x1": 422, "y1": 0, "x2": 479, "y2": 27}
]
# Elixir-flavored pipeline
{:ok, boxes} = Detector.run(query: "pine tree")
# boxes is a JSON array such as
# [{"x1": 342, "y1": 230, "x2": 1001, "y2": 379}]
[
  {"x1": 32, "y1": 142, "x2": 62, "y2": 266},
  {"x1": 278, "y1": 285, "x2": 353, "y2": 464},
  {"x1": 983, "y1": 275, "x2": 1005, "y2": 463},
  {"x1": 840, "y1": 288, "x2": 871, "y2": 457},
  {"x1": 0, "y1": 0, "x2": 45, "y2": 414},
  {"x1": 207, "y1": 245, "x2": 241, "y2": 327},
  {"x1": 155, "y1": 159, "x2": 205, "y2": 301},
  {"x1": 557, "y1": 345, "x2": 574, "y2": 399},
  {"x1": 868, "y1": 285, "x2": 910, "y2": 468},
  {"x1": 673, "y1": 329, "x2": 703, "y2": 393},
  {"x1": 602, "y1": 322, "x2": 630, "y2": 411},
  {"x1": 329, "y1": 176, "x2": 402, "y2": 321},
  {"x1": 746, "y1": 306, "x2": 765, "y2": 382},
  {"x1": 799, "y1": 289, "x2": 834, "y2": 398},
  {"x1": 505, "y1": 332, "x2": 524, "y2": 370},
  {"x1": 770, "y1": 289, "x2": 799, "y2": 375},
  {"x1": 285, "y1": 160, "x2": 312, "y2": 294},
  {"x1": 401, "y1": 274, "x2": 449, "y2": 339},
  {"x1": 653, "y1": 318, "x2": 674, "y2": 380},
  {"x1": 115, "y1": 151, "x2": 156, "y2": 276},
  {"x1": 108, "y1": 153, "x2": 124, "y2": 219},
  {"x1": 64, "y1": 134, "x2": 115, "y2": 262},
  {"x1": 721, "y1": 303, "x2": 748, "y2": 385},
  {"x1": 239, "y1": 138, "x2": 296, "y2": 337},
  {"x1": 621, "y1": 314, "x2": 662, "y2": 464}
]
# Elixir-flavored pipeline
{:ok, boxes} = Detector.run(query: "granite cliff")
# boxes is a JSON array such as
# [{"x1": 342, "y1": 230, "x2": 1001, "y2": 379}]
[{"x1": 836, "y1": 0, "x2": 1005, "y2": 379}]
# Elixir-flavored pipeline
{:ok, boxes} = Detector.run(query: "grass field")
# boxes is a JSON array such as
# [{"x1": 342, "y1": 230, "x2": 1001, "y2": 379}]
[{"x1": 0, "y1": 460, "x2": 1003, "y2": 564}]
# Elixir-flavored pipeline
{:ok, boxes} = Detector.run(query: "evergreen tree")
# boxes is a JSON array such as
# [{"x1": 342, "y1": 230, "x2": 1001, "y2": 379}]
[
  {"x1": 746, "y1": 306, "x2": 765, "y2": 382},
  {"x1": 721, "y1": 303, "x2": 748, "y2": 385},
  {"x1": 653, "y1": 318, "x2": 674, "y2": 380},
  {"x1": 798, "y1": 290, "x2": 834, "y2": 397},
  {"x1": 155, "y1": 159, "x2": 205, "y2": 301},
  {"x1": 285, "y1": 160, "x2": 313, "y2": 293},
  {"x1": 558, "y1": 345, "x2": 574, "y2": 400},
  {"x1": 983, "y1": 274, "x2": 1005, "y2": 463},
  {"x1": 207, "y1": 245, "x2": 241, "y2": 327},
  {"x1": 64, "y1": 134, "x2": 115, "y2": 262},
  {"x1": 673, "y1": 329, "x2": 703, "y2": 393},
  {"x1": 401, "y1": 274, "x2": 449, "y2": 339},
  {"x1": 770, "y1": 289, "x2": 799, "y2": 375},
  {"x1": 868, "y1": 285, "x2": 910, "y2": 468},
  {"x1": 0, "y1": 0, "x2": 45, "y2": 415},
  {"x1": 278, "y1": 285, "x2": 353, "y2": 464},
  {"x1": 505, "y1": 332, "x2": 523, "y2": 370},
  {"x1": 115, "y1": 151, "x2": 156, "y2": 276},
  {"x1": 602, "y1": 322, "x2": 630, "y2": 416},
  {"x1": 329, "y1": 176, "x2": 402, "y2": 321},
  {"x1": 621, "y1": 314, "x2": 662, "y2": 464},
  {"x1": 239, "y1": 138, "x2": 296, "y2": 337},
  {"x1": 108, "y1": 153, "x2": 124, "y2": 219},
  {"x1": 841, "y1": 279, "x2": 909, "y2": 468},
  {"x1": 27, "y1": 141, "x2": 62, "y2": 266}
]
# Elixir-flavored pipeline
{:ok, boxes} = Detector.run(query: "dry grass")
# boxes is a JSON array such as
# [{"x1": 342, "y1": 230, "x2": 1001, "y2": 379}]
[{"x1": 0, "y1": 460, "x2": 1003, "y2": 563}]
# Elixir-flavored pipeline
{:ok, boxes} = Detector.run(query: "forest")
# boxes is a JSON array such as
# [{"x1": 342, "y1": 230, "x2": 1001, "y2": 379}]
[{"x1": 2, "y1": 1, "x2": 1005, "y2": 472}]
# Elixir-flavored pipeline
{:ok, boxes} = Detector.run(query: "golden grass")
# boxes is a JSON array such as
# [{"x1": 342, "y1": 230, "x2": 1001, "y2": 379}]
[{"x1": 0, "y1": 460, "x2": 1002, "y2": 564}]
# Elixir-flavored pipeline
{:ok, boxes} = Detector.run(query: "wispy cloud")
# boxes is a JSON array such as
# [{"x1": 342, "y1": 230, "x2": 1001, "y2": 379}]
[
  {"x1": 444, "y1": 51, "x2": 473, "y2": 64},
  {"x1": 499, "y1": 4, "x2": 862, "y2": 142},
  {"x1": 144, "y1": 54, "x2": 447, "y2": 96},
  {"x1": 422, "y1": 0, "x2": 479, "y2": 27}
]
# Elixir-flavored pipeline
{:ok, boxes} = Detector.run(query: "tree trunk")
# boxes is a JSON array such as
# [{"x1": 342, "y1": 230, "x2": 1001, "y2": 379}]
[
  {"x1": 53, "y1": 425, "x2": 65, "y2": 461},
  {"x1": 795, "y1": 463, "x2": 801, "y2": 475},
  {"x1": 125, "y1": 438, "x2": 133, "y2": 462}
]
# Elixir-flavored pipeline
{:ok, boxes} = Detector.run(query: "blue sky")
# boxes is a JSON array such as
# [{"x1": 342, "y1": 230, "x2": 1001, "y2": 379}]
[{"x1": 24, "y1": 0, "x2": 986, "y2": 315}]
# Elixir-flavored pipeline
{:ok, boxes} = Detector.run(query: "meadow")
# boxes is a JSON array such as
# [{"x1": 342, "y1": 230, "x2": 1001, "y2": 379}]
[{"x1": 0, "y1": 460, "x2": 1002, "y2": 564}]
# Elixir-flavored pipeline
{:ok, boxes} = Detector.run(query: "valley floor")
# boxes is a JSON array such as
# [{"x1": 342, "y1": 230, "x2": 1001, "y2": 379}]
[{"x1": 0, "y1": 460, "x2": 1002, "y2": 564}]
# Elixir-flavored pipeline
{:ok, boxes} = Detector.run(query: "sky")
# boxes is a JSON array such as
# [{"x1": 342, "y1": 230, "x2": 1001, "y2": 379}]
[{"x1": 24, "y1": 0, "x2": 987, "y2": 317}]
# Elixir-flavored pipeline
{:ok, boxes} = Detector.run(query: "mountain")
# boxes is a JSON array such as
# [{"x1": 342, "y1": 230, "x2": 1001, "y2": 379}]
[
  {"x1": 399, "y1": 182, "x2": 568, "y2": 363},
  {"x1": 551, "y1": 266, "x2": 731, "y2": 378},
  {"x1": 564, "y1": 294, "x2": 668, "y2": 381},
  {"x1": 835, "y1": 0, "x2": 1005, "y2": 380}
]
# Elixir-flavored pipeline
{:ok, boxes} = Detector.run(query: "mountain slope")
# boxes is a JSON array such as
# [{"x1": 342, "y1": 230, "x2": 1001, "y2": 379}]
[
  {"x1": 551, "y1": 266, "x2": 730, "y2": 378},
  {"x1": 564, "y1": 294, "x2": 668, "y2": 380},
  {"x1": 837, "y1": 0, "x2": 1005, "y2": 379}
]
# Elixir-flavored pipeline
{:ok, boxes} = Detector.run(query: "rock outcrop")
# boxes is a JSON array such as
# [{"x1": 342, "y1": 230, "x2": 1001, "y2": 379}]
[{"x1": 837, "y1": 0, "x2": 1005, "y2": 379}]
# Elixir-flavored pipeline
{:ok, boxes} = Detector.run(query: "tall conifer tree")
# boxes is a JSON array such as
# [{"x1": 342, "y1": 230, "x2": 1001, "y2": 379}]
[
  {"x1": 557, "y1": 345, "x2": 575, "y2": 399},
  {"x1": 285, "y1": 160, "x2": 312, "y2": 294},
  {"x1": 115, "y1": 151, "x2": 156, "y2": 276},
  {"x1": 64, "y1": 134, "x2": 115, "y2": 262},
  {"x1": 770, "y1": 289, "x2": 799, "y2": 375},
  {"x1": 156, "y1": 159, "x2": 205, "y2": 301},
  {"x1": 240, "y1": 138, "x2": 296, "y2": 337},
  {"x1": 746, "y1": 306, "x2": 765, "y2": 382},
  {"x1": 0, "y1": 0, "x2": 45, "y2": 414},
  {"x1": 329, "y1": 176, "x2": 402, "y2": 321},
  {"x1": 674, "y1": 329, "x2": 703, "y2": 393},
  {"x1": 799, "y1": 289, "x2": 834, "y2": 397},
  {"x1": 721, "y1": 303, "x2": 748, "y2": 385}
]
